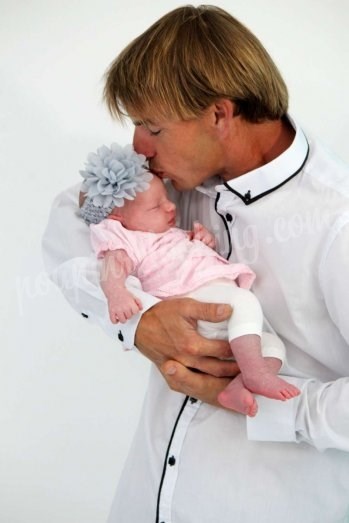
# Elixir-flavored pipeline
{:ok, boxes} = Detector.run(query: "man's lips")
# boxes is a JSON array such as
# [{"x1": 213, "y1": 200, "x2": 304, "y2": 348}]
[{"x1": 150, "y1": 168, "x2": 165, "y2": 179}]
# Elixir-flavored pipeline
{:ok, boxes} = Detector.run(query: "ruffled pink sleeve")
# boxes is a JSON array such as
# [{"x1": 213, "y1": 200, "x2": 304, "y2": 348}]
[{"x1": 89, "y1": 220, "x2": 140, "y2": 267}]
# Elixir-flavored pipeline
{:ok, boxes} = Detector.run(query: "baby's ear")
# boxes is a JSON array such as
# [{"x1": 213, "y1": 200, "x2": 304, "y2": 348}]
[
  {"x1": 108, "y1": 208, "x2": 123, "y2": 222},
  {"x1": 78, "y1": 191, "x2": 87, "y2": 208}
]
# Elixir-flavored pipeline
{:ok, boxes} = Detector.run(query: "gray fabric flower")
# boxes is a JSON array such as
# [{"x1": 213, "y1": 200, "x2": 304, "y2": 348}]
[{"x1": 79, "y1": 143, "x2": 153, "y2": 225}]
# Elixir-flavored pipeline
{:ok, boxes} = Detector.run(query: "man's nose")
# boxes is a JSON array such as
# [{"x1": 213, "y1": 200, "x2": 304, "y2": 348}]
[{"x1": 133, "y1": 126, "x2": 156, "y2": 158}]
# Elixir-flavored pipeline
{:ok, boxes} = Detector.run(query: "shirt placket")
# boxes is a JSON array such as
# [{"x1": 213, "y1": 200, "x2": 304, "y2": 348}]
[{"x1": 156, "y1": 397, "x2": 201, "y2": 523}]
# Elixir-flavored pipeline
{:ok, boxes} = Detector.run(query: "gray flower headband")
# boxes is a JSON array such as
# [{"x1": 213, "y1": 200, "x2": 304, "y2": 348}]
[{"x1": 79, "y1": 143, "x2": 153, "y2": 225}]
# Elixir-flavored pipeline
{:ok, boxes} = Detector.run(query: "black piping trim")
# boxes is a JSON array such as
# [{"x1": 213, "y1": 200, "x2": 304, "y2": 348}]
[
  {"x1": 155, "y1": 395, "x2": 190, "y2": 523},
  {"x1": 222, "y1": 139, "x2": 310, "y2": 206},
  {"x1": 214, "y1": 193, "x2": 232, "y2": 260},
  {"x1": 154, "y1": 141, "x2": 310, "y2": 522}
]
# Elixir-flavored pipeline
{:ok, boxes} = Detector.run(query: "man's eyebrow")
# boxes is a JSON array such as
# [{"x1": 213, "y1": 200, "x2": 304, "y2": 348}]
[{"x1": 132, "y1": 119, "x2": 157, "y2": 127}]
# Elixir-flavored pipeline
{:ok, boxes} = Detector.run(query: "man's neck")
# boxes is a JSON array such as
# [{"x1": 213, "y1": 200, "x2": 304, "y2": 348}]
[{"x1": 221, "y1": 116, "x2": 295, "y2": 181}]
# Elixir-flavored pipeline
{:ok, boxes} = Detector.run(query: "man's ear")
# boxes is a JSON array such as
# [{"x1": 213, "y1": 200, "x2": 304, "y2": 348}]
[{"x1": 212, "y1": 99, "x2": 235, "y2": 136}]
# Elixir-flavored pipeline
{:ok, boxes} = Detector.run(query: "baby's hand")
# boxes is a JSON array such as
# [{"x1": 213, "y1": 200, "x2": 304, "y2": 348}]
[
  {"x1": 107, "y1": 288, "x2": 143, "y2": 324},
  {"x1": 192, "y1": 221, "x2": 216, "y2": 249}
]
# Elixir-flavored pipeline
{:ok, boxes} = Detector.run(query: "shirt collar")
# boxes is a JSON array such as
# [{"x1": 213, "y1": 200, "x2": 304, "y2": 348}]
[{"x1": 213, "y1": 116, "x2": 309, "y2": 205}]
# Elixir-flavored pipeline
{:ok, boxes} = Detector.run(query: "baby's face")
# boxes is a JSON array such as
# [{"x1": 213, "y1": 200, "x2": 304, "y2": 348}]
[{"x1": 118, "y1": 175, "x2": 176, "y2": 233}]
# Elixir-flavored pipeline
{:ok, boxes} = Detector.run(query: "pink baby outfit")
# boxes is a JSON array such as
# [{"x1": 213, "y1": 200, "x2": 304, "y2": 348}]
[
  {"x1": 90, "y1": 220, "x2": 256, "y2": 298},
  {"x1": 90, "y1": 219, "x2": 285, "y2": 358}
]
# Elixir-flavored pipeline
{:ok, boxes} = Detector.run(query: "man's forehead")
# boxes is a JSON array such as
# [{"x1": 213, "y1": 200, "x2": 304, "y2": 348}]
[
  {"x1": 131, "y1": 116, "x2": 161, "y2": 126},
  {"x1": 128, "y1": 106, "x2": 171, "y2": 127}
]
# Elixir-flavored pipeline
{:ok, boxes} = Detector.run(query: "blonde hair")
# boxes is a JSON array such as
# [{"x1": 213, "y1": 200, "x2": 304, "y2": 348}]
[{"x1": 104, "y1": 5, "x2": 288, "y2": 123}]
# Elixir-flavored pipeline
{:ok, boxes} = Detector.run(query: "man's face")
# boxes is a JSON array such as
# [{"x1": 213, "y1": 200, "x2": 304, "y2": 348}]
[{"x1": 132, "y1": 108, "x2": 224, "y2": 191}]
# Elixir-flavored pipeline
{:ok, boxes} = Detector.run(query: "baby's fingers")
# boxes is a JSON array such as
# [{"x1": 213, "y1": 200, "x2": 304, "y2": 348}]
[{"x1": 133, "y1": 297, "x2": 143, "y2": 312}]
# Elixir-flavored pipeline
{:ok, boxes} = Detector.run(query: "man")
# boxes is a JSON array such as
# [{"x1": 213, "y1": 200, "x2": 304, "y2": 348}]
[{"x1": 43, "y1": 6, "x2": 349, "y2": 522}]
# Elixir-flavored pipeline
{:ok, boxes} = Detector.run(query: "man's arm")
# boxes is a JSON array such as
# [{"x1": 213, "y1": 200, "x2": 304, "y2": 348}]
[
  {"x1": 43, "y1": 185, "x2": 239, "y2": 380},
  {"x1": 42, "y1": 185, "x2": 159, "y2": 348},
  {"x1": 145, "y1": 217, "x2": 349, "y2": 452},
  {"x1": 246, "y1": 216, "x2": 349, "y2": 451}
]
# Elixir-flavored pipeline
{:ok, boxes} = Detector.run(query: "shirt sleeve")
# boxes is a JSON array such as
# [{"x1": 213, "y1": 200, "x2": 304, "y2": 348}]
[
  {"x1": 42, "y1": 184, "x2": 159, "y2": 349},
  {"x1": 247, "y1": 215, "x2": 349, "y2": 451}
]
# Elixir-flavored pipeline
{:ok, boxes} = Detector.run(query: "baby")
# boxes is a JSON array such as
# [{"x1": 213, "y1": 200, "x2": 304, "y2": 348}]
[{"x1": 79, "y1": 143, "x2": 300, "y2": 416}]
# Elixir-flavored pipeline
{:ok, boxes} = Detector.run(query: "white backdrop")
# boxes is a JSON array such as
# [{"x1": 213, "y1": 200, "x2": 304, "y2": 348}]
[{"x1": 1, "y1": 1, "x2": 348, "y2": 522}]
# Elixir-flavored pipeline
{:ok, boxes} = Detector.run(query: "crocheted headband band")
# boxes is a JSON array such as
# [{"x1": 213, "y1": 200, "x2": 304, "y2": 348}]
[{"x1": 79, "y1": 143, "x2": 153, "y2": 225}]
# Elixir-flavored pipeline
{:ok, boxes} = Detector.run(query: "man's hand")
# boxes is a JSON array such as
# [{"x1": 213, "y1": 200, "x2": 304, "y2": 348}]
[
  {"x1": 135, "y1": 298, "x2": 240, "y2": 404},
  {"x1": 163, "y1": 361, "x2": 233, "y2": 407}
]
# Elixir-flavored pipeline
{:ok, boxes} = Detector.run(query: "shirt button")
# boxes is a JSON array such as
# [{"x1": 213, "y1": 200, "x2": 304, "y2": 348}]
[
  {"x1": 244, "y1": 190, "x2": 251, "y2": 202},
  {"x1": 81, "y1": 313, "x2": 89, "y2": 318},
  {"x1": 226, "y1": 213, "x2": 233, "y2": 222},
  {"x1": 168, "y1": 456, "x2": 176, "y2": 466},
  {"x1": 118, "y1": 330, "x2": 124, "y2": 342},
  {"x1": 189, "y1": 397, "x2": 198, "y2": 404}
]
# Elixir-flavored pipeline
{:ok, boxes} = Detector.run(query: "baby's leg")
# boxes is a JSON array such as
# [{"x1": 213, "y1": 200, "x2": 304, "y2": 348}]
[
  {"x1": 185, "y1": 281, "x2": 258, "y2": 416},
  {"x1": 227, "y1": 287, "x2": 299, "y2": 398},
  {"x1": 228, "y1": 333, "x2": 300, "y2": 400},
  {"x1": 219, "y1": 288, "x2": 300, "y2": 411},
  {"x1": 218, "y1": 335, "x2": 299, "y2": 415},
  {"x1": 185, "y1": 281, "x2": 299, "y2": 416}
]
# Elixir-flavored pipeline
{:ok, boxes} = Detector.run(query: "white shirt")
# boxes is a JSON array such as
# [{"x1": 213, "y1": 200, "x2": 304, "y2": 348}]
[{"x1": 42, "y1": 119, "x2": 349, "y2": 523}]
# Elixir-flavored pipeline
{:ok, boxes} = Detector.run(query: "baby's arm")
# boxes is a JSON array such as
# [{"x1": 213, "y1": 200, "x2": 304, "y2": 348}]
[
  {"x1": 101, "y1": 249, "x2": 143, "y2": 324},
  {"x1": 190, "y1": 221, "x2": 216, "y2": 249}
]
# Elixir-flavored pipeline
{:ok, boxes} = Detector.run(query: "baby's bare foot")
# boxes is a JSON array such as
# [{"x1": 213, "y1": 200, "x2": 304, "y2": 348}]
[
  {"x1": 243, "y1": 372, "x2": 300, "y2": 401},
  {"x1": 218, "y1": 374, "x2": 258, "y2": 417}
]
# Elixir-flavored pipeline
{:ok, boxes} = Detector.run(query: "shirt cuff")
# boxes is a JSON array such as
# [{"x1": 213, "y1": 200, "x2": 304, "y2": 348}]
[
  {"x1": 246, "y1": 377, "x2": 305, "y2": 442},
  {"x1": 117, "y1": 290, "x2": 160, "y2": 350}
]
